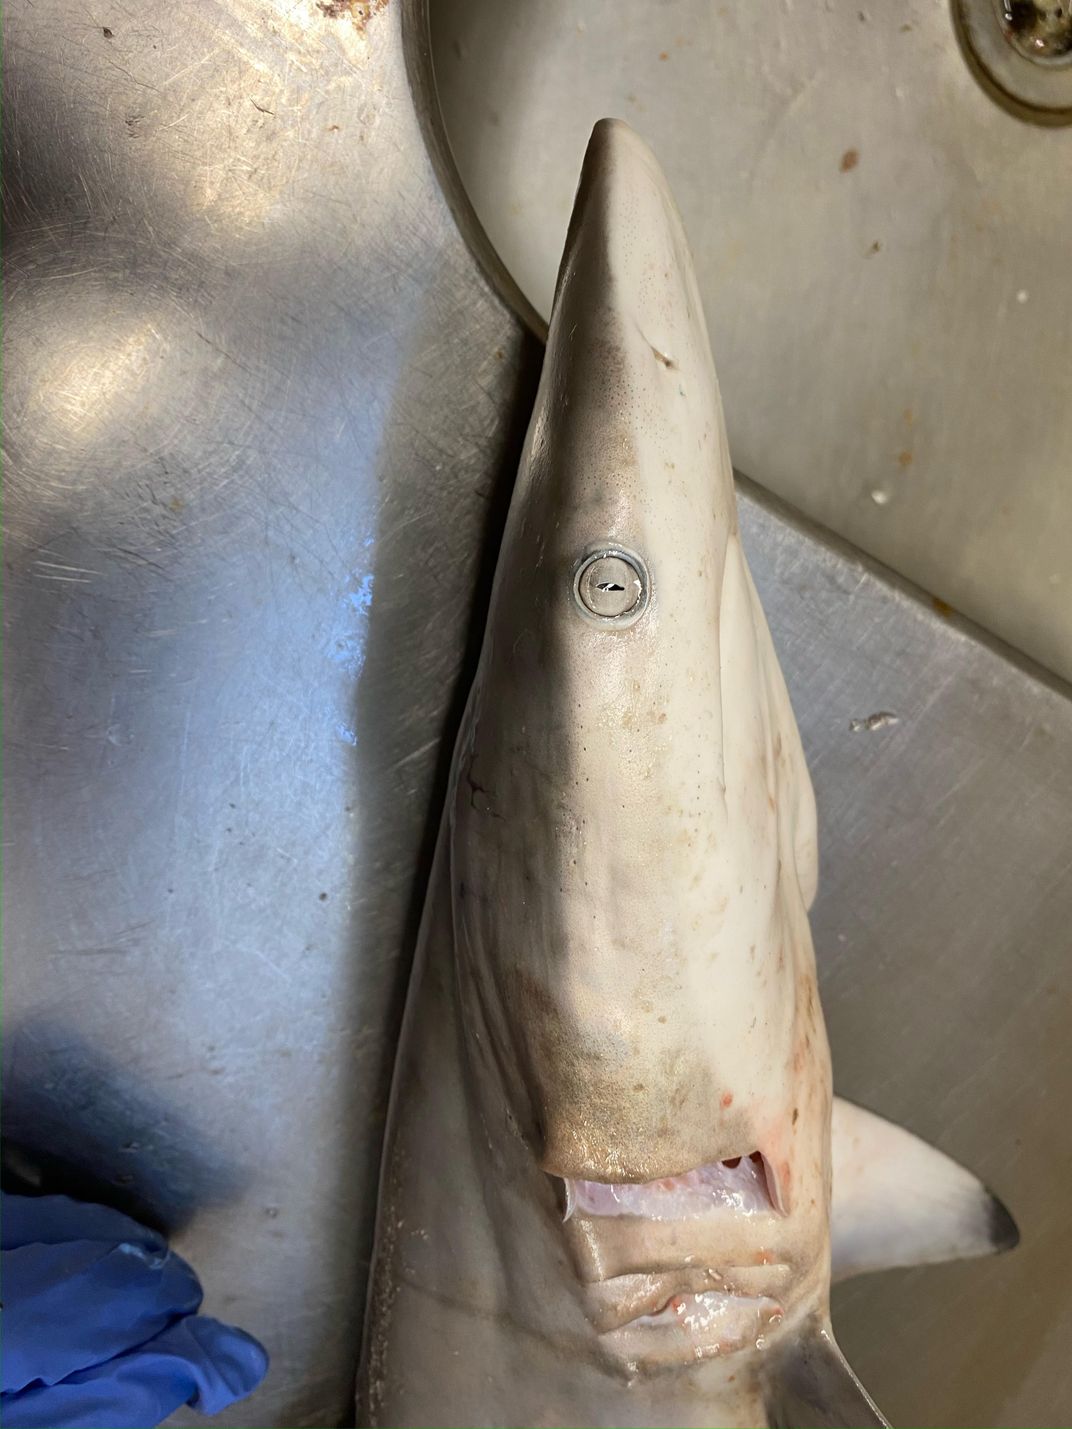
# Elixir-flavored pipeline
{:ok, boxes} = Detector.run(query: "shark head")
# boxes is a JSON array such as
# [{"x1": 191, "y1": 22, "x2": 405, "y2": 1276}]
[
  {"x1": 450, "y1": 119, "x2": 832, "y2": 1370},
  {"x1": 357, "y1": 118, "x2": 1020, "y2": 1428}
]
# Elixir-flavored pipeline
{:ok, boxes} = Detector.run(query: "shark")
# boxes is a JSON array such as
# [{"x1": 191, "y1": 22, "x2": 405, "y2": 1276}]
[{"x1": 357, "y1": 119, "x2": 1018, "y2": 1429}]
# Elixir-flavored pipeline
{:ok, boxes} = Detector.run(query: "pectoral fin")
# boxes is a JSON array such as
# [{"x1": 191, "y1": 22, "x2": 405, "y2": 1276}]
[
  {"x1": 831, "y1": 1097, "x2": 1019, "y2": 1282},
  {"x1": 763, "y1": 1320, "x2": 889, "y2": 1428}
]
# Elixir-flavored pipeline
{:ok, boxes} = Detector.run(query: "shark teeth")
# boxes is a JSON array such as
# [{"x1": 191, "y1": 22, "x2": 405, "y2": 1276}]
[{"x1": 564, "y1": 1151, "x2": 781, "y2": 1221}]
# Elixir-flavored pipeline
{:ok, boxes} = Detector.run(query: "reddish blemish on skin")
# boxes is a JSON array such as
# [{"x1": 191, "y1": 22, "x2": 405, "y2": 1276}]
[
  {"x1": 721, "y1": 1092, "x2": 734, "y2": 1109},
  {"x1": 756, "y1": 1248, "x2": 775, "y2": 1265}
]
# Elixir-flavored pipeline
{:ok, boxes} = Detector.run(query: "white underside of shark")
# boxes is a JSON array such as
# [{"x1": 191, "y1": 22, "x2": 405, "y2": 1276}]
[{"x1": 357, "y1": 119, "x2": 1017, "y2": 1429}]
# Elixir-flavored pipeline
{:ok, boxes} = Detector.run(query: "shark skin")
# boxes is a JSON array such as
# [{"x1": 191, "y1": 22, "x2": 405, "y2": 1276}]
[{"x1": 357, "y1": 120, "x2": 1017, "y2": 1429}]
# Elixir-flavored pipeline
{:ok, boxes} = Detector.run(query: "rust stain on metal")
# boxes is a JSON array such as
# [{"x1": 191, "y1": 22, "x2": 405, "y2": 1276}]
[{"x1": 317, "y1": 0, "x2": 388, "y2": 31}]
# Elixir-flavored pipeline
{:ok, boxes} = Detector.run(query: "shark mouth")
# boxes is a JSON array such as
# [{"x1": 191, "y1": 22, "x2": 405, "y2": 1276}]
[
  {"x1": 636, "y1": 1289, "x2": 783, "y2": 1336},
  {"x1": 563, "y1": 1151, "x2": 784, "y2": 1221},
  {"x1": 601, "y1": 1286, "x2": 786, "y2": 1369}
]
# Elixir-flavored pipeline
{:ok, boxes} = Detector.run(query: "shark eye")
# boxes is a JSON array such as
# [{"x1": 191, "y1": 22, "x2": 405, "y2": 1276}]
[{"x1": 572, "y1": 547, "x2": 650, "y2": 627}]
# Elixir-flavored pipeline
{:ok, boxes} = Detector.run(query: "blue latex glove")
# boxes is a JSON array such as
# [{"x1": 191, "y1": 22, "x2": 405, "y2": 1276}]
[{"x1": 1, "y1": 1192, "x2": 268, "y2": 1428}]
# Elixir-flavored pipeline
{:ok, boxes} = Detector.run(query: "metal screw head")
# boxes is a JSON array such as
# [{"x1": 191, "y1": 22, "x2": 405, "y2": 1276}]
[{"x1": 573, "y1": 547, "x2": 649, "y2": 626}]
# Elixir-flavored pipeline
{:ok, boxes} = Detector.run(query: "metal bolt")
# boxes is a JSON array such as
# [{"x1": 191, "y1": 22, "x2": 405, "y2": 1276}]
[{"x1": 573, "y1": 548, "x2": 649, "y2": 626}]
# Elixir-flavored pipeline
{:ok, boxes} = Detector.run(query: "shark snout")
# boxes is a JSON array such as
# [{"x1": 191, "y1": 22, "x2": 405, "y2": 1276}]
[{"x1": 451, "y1": 108, "x2": 828, "y2": 1262}]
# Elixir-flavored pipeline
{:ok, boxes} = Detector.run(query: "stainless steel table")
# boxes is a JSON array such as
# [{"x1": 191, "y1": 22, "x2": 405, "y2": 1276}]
[{"x1": 4, "y1": 3, "x2": 1070, "y2": 1424}]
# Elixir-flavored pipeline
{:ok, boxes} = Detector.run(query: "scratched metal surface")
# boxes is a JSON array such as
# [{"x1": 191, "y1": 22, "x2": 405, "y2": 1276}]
[
  {"x1": 3, "y1": 2, "x2": 1070, "y2": 1428},
  {"x1": 739, "y1": 485, "x2": 1072, "y2": 1429},
  {"x1": 431, "y1": 0, "x2": 1072, "y2": 685},
  {"x1": 2, "y1": 2, "x2": 538, "y2": 1425}
]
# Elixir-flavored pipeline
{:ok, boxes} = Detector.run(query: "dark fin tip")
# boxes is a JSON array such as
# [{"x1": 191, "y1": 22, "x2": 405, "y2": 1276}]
[{"x1": 987, "y1": 1189, "x2": 1021, "y2": 1252}]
